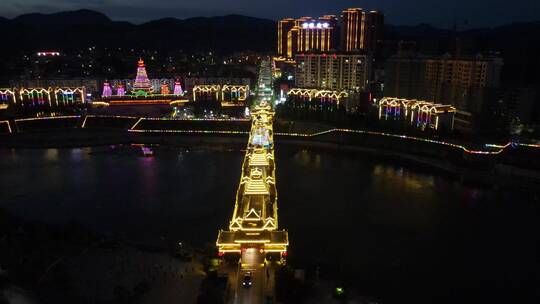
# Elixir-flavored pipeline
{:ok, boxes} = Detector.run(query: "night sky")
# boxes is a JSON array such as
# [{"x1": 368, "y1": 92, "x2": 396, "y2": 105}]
[{"x1": 1, "y1": 0, "x2": 539, "y2": 28}]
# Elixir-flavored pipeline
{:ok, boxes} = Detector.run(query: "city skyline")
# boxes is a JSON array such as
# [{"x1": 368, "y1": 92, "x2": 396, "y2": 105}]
[
  {"x1": 1, "y1": 0, "x2": 539, "y2": 302},
  {"x1": 1, "y1": 0, "x2": 539, "y2": 28}
]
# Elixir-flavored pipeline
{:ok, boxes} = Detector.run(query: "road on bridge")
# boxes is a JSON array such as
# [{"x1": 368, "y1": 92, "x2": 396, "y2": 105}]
[{"x1": 227, "y1": 248, "x2": 275, "y2": 304}]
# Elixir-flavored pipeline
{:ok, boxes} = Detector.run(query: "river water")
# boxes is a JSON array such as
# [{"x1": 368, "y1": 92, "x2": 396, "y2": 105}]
[{"x1": 0, "y1": 145, "x2": 538, "y2": 303}]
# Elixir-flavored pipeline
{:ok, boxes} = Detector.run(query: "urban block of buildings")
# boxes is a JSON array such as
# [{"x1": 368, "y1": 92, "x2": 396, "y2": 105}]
[
  {"x1": 277, "y1": 8, "x2": 384, "y2": 111},
  {"x1": 384, "y1": 53, "x2": 508, "y2": 132},
  {"x1": 277, "y1": 8, "x2": 384, "y2": 58}
]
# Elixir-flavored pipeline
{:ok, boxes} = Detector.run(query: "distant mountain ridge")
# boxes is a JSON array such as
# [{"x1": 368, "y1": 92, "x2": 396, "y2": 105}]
[
  {"x1": 0, "y1": 9, "x2": 539, "y2": 84},
  {"x1": 1, "y1": 9, "x2": 538, "y2": 52},
  {"x1": 13, "y1": 9, "x2": 112, "y2": 26},
  {"x1": 0, "y1": 9, "x2": 276, "y2": 54}
]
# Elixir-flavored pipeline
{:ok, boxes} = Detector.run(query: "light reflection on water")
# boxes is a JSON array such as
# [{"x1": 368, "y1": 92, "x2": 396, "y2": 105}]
[
  {"x1": 45, "y1": 148, "x2": 59, "y2": 161},
  {"x1": 0, "y1": 146, "x2": 537, "y2": 303}
]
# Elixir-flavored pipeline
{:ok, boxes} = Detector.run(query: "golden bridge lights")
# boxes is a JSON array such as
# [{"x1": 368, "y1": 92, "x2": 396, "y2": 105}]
[
  {"x1": 288, "y1": 88, "x2": 349, "y2": 103},
  {"x1": 216, "y1": 103, "x2": 288, "y2": 259},
  {"x1": 192, "y1": 84, "x2": 249, "y2": 107},
  {"x1": 192, "y1": 84, "x2": 220, "y2": 102},
  {"x1": 221, "y1": 85, "x2": 249, "y2": 105}
]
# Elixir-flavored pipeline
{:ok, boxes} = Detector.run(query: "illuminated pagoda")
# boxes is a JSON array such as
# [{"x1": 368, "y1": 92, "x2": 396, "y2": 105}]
[
  {"x1": 161, "y1": 84, "x2": 170, "y2": 95},
  {"x1": 173, "y1": 81, "x2": 184, "y2": 96},
  {"x1": 216, "y1": 103, "x2": 288, "y2": 260},
  {"x1": 132, "y1": 58, "x2": 154, "y2": 95},
  {"x1": 102, "y1": 82, "x2": 112, "y2": 97},
  {"x1": 117, "y1": 84, "x2": 125, "y2": 96},
  {"x1": 96, "y1": 59, "x2": 189, "y2": 106}
]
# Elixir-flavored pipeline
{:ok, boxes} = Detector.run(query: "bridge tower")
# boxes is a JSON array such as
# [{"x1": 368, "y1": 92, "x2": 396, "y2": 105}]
[{"x1": 216, "y1": 102, "x2": 288, "y2": 261}]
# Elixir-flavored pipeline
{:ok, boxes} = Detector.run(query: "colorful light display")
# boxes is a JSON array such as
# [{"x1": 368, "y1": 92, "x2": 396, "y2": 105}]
[
  {"x1": 116, "y1": 84, "x2": 125, "y2": 97},
  {"x1": 173, "y1": 81, "x2": 184, "y2": 95},
  {"x1": 221, "y1": 85, "x2": 249, "y2": 102},
  {"x1": 19, "y1": 88, "x2": 51, "y2": 106},
  {"x1": 288, "y1": 88, "x2": 348, "y2": 102},
  {"x1": 132, "y1": 58, "x2": 153, "y2": 94},
  {"x1": 54, "y1": 88, "x2": 85, "y2": 105},
  {"x1": 6, "y1": 115, "x2": 540, "y2": 156},
  {"x1": 216, "y1": 102, "x2": 288, "y2": 257},
  {"x1": 99, "y1": 61, "x2": 186, "y2": 105},
  {"x1": 102, "y1": 82, "x2": 112, "y2": 97},
  {"x1": 108, "y1": 99, "x2": 175, "y2": 105},
  {"x1": 378, "y1": 97, "x2": 456, "y2": 131},
  {"x1": 192, "y1": 85, "x2": 221, "y2": 101},
  {"x1": 0, "y1": 89, "x2": 16, "y2": 104},
  {"x1": 161, "y1": 84, "x2": 170, "y2": 95}
]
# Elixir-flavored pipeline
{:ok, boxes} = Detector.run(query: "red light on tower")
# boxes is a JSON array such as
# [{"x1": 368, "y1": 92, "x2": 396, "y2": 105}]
[{"x1": 218, "y1": 251, "x2": 225, "y2": 257}]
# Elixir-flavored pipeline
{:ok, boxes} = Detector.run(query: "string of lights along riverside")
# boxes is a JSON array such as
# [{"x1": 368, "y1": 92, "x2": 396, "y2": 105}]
[{"x1": 216, "y1": 102, "x2": 288, "y2": 260}]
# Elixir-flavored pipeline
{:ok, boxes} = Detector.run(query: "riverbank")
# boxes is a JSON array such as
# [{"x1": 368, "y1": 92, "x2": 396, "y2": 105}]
[
  {"x1": 0, "y1": 207, "x2": 206, "y2": 304},
  {"x1": 276, "y1": 138, "x2": 540, "y2": 191}
]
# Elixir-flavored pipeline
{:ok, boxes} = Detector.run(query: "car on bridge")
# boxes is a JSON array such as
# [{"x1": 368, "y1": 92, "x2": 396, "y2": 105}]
[{"x1": 242, "y1": 272, "x2": 253, "y2": 287}]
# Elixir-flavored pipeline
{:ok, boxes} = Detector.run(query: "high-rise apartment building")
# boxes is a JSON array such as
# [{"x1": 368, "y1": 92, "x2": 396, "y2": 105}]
[
  {"x1": 341, "y1": 8, "x2": 363, "y2": 52},
  {"x1": 341, "y1": 8, "x2": 384, "y2": 54},
  {"x1": 385, "y1": 54, "x2": 502, "y2": 109},
  {"x1": 280, "y1": 16, "x2": 339, "y2": 58},
  {"x1": 384, "y1": 54, "x2": 504, "y2": 131},
  {"x1": 362, "y1": 11, "x2": 384, "y2": 55},
  {"x1": 294, "y1": 53, "x2": 369, "y2": 92},
  {"x1": 277, "y1": 18, "x2": 296, "y2": 57},
  {"x1": 277, "y1": 8, "x2": 383, "y2": 58}
]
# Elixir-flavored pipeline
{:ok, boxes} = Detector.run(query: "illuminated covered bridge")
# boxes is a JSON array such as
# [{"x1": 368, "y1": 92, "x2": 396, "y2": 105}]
[{"x1": 216, "y1": 102, "x2": 288, "y2": 259}]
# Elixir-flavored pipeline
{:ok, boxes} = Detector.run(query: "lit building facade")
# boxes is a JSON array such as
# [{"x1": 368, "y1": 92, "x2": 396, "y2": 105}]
[
  {"x1": 363, "y1": 11, "x2": 384, "y2": 54},
  {"x1": 341, "y1": 9, "x2": 384, "y2": 54},
  {"x1": 277, "y1": 18, "x2": 296, "y2": 57},
  {"x1": 97, "y1": 59, "x2": 185, "y2": 105},
  {"x1": 216, "y1": 103, "x2": 288, "y2": 259},
  {"x1": 10, "y1": 79, "x2": 100, "y2": 95},
  {"x1": 294, "y1": 53, "x2": 370, "y2": 92},
  {"x1": 277, "y1": 8, "x2": 383, "y2": 58},
  {"x1": 385, "y1": 54, "x2": 502, "y2": 107},
  {"x1": 384, "y1": 54, "x2": 504, "y2": 132},
  {"x1": 377, "y1": 97, "x2": 456, "y2": 131},
  {"x1": 184, "y1": 77, "x2": 251, "y2": 92},
  {"x1": 0, "y1": 87, "x2": 86, "y2": 107},
  {"x1": 279, "y1": 15, "x2": 339, "y2": 58}
]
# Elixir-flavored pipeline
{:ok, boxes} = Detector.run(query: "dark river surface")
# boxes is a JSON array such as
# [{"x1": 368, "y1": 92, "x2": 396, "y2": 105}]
[{"x1": 0, "y1": 144, "x2": 538, "y2": 303}]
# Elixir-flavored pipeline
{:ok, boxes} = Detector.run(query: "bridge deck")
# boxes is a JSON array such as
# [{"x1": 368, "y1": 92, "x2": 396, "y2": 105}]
[{"x1": 216, "y1": 103, "x2": 288, "y2": 255}]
